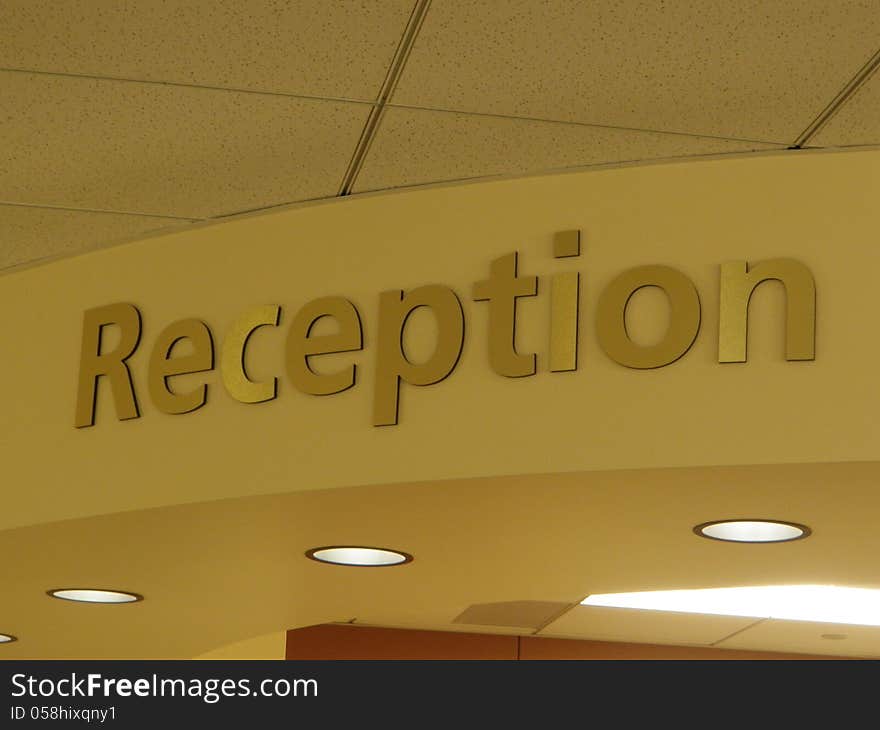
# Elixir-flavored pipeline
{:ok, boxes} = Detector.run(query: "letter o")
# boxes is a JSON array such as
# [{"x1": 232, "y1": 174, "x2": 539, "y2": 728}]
[{"x1": 595, "y1": 265, "x2": 701, "y2": 369}]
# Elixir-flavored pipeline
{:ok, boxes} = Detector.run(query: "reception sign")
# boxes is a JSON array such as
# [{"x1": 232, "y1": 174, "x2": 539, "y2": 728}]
[{"x1": 0, "y1": 149, "x2": 875, "y2": 531}]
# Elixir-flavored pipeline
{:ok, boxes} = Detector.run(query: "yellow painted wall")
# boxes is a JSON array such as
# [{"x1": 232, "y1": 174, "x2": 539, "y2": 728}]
[{"x1": 2, "y1": 148, "x2": 878, "y2": 531}]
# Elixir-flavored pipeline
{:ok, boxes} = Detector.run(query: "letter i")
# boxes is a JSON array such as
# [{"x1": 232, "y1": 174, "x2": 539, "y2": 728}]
[{"x1": 549, "y1": 230, "x2": 580, "y2": 372}]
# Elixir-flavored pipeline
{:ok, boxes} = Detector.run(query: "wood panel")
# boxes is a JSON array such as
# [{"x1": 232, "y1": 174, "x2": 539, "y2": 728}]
[
  {"x1": 286, "y1": 624, "x2": 518, "y2": 660},
  {"x1": 287, "y1": 625, "x2": 846, "y2": 660}
]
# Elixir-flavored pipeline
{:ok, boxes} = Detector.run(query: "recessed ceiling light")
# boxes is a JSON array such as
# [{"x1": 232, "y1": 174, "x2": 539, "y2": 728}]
[
  {"x1": 694, "y1": 519, "x2": 810, "y2": 543},
  {"x1": 0, "y1": 634, "x2": 17, "y2": 643},
  {"x1": 582, "y1": 585, "x2": 880, "y2": 626},
  {"x1": 48, "y1": 589, "x2": 142, "y2": 604},
  {"x1": 305, "y1": 546, "x2": 413, "y2": 567}
]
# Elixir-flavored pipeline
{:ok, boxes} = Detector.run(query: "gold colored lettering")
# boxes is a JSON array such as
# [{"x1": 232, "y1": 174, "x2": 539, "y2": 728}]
[
  {"x1": 147, "y1": 319, "x2": 214, "y2": 414},
  {"x1": 550, "y1": 231, "x2": 581, "y2": 372},
  {"x1": 74, "y1": 302, "x2": 142, "y2": 428},
  {"x1": 287, "y1": 297, "x2": 363, "y2": 395},
  {"x1": 373, "y1": 285, "x2": 464, "y2": 426},
  {"x1": 596, "y1": 265, "x2": 701, "y2": 369},
  {"x1": 221, "y1": 305, "x2": 281, "y2": 403},
  {"x1": 473, "y1": 252, "x2": 538, "y2": 377},
  {"x1": 718, "y1": 259, "x2": 816, "y2": 362}
]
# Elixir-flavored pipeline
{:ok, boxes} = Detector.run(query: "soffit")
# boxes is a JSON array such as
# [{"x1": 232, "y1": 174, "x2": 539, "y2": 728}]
[
  {"x1": 719, "y1": 619, "x2": 880, "y2": 658},
  {"x1": 3, "y1": 461, "x2": 880, "y2": 659}
]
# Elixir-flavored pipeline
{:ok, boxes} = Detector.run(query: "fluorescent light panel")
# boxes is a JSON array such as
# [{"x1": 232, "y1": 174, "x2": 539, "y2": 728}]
[{"x1": 582, "y1": 585, "x2": 880, "y2": 626}]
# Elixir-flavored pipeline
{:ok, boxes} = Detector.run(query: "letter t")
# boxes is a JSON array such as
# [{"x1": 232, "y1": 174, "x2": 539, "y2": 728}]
[{"x1": 473, "y1": 252, "x2": 538, "y2": 377}]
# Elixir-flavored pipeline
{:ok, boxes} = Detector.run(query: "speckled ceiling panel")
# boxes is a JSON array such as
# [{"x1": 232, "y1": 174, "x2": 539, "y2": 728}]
[
  {"x1": 392, "y1": 1, "x2": 880, "y2": 143},
  {"x1": 0, "y1": 71, "x2": 371, "y2": 218},
  {"x1": 353, "y1": 107, "x2": 783, "y2": 193},
  {"x1": 810, "y1": 70, "x2": 880, "y2": 146},
  {"x1": 0, "y1": 205, "x2": 193, "y2": 272},
  {"x1": 0, "y1": 0, "x2": 414, "y2": 101}
]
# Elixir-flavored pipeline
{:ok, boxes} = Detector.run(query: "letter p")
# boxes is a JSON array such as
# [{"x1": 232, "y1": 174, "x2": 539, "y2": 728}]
[{"x1": 373, "y1": 285, "x2": 464, "y2": 426}]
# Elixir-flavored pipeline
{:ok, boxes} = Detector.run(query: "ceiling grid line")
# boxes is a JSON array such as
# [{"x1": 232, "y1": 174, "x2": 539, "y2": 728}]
[
  {"x1": 0, "y1": 66, "x2": 377, "y2": 107},
  {"x1": 0, "y1": 199, "x2": 200, "y2": 221},
  {"x1": 3, "y1": 3, "x2": 880, "y2": 273},
  {"x1": 353, "y1": 147, "x2": 791, "y2": 196},
  {"x1": 337, "y1": 0, "x2": 432, "y2": 196},
  {"x1": 208, "y1": 193, "x2": 344, "y2": 220},
  {"x1": 384, "y1": 103, "x2": 788, "y2": 147},
  {"x1": 793, "y1": 45, "x2": 880, "y2": 148}
]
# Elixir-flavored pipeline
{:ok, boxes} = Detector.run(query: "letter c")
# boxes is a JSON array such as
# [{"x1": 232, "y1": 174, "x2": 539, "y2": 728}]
[{"x1": 220, "y1": 305, "x2": 281, "y2": 403}]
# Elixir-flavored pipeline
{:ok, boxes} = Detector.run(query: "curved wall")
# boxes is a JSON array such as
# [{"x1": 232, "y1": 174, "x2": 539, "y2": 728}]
[{"x1": 2, "y1": 148, "x2": 878, "y2": 531}]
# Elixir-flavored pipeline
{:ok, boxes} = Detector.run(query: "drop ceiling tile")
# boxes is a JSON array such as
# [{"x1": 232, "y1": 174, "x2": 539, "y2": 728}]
[
  {"x1": 0, "y1": 0, "x2": 414, "y2": 101},
  {"x1": 0, "y1": 72, "x2": 371, "y2": 218},
  {"x1": 539, "y1": 605, "x2": 757, "y2": 646},
  {"x1": 719, "y1": 619, "x2": 880, "y2": 658},
  {"x1": 811, "y1": 71, "x2": 880, "y2": 146},
  {"x1": 393, "y1": 1, "x2": 880, "y2": 142},
  {"x1": 0, "y1": 205, "x2": 192, "y2": 271},
  {"x1": 353, "y1": 107, "x2": 782, "y2": 192}
]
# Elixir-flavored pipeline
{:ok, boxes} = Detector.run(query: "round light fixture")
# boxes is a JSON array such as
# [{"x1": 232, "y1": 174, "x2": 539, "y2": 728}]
[
  {"x1": 0, "y1": 634, "x2": 17, "y2": 643},
  {"x1": 48, "y1": 588, "x2": 143, "y2": 604},
  {"x1": 305, "y1": 546, "x2": 413, "y2": 567},
  {"x1": 694, "y1": 519, "x2": 810, "y2": 543}
]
